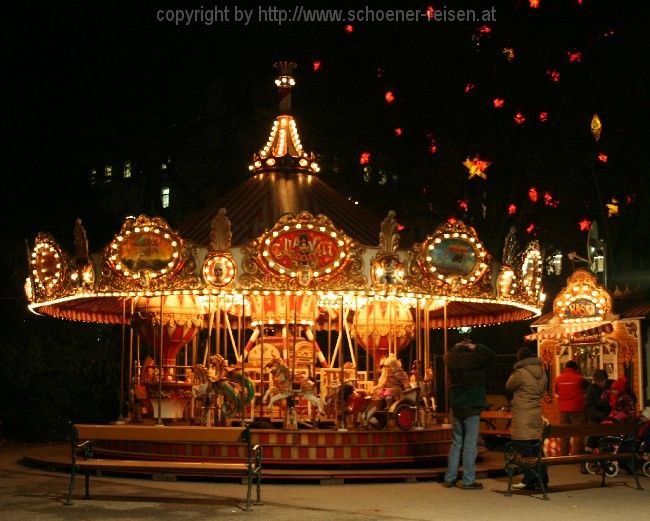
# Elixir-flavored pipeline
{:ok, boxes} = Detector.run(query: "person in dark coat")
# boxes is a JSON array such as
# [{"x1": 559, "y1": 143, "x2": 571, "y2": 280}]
[
  {"x1": 585, "y1": 369, "x2": 612, "y2": 452},
  {"x1": 442, "y1": 337, "x2": 496, "y2": 489},
  {"x1": 506, "y1": 347, "x2": 549, "y2": 490}
]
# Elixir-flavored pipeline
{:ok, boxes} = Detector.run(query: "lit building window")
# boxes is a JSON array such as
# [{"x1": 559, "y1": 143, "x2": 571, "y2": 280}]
[
  {"x1": 123, "y1": 161, "x2": 132, "y2": 178},
  {"x1": 161, "y1": 186, "x2": 170, "y2": 208},
  {"x1": 104, "y1": 165, "x2": 112, "y2": 182},
  {"x1": 90, "y1": 169, "x2": 97, "y2": 185}
]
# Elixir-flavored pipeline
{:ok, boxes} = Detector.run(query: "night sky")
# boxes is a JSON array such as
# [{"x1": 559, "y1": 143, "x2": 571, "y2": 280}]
[{"x1": 4, "y1": 0, "x2": 650, "y2": 297}]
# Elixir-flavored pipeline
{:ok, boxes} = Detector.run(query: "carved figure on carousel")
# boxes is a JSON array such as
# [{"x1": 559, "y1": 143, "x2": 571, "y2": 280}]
[
  {"x1": 263, "y1": 354, "x2": 324, "y2": 417},
  {"x1": 191, "y1": 354, "x2": 255, "y2": 426}
]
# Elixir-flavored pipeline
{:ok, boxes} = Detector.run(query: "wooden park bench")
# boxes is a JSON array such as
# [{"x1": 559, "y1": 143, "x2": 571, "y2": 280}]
[
  {"x1": 504, "y1": 422, "x2": 643, "y2": 500},
  {"x1": 65, "y1": 423, "x2": 262, "y2": 510}
]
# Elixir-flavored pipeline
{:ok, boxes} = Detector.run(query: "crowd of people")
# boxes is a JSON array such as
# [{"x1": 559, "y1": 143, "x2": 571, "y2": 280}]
[{"x1": 443, "y1": 337, "x2": 641, "y2": 491}]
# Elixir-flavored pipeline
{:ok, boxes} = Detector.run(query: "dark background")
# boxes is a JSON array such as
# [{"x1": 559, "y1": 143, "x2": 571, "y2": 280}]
[{"x1": 2, "y1": 0, "x2": 648, "y2": 440}]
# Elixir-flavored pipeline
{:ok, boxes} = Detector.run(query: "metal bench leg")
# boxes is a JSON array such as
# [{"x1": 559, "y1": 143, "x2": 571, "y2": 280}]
[
  {"x1": 505, "y1": 466, "x2": 513, "y2": 497},
  {"x1": 65, "y1": 466, "x2": 76, "y2": 505},
  {"x1": 254, "y1": 469, "x2": 263, "y2": 506},
  {"x1": 84, "y1": 472, "x2": 91, "y2": 499},
  {"x1": 631, "y1": 457, "x2": 643, "y2": 491}
]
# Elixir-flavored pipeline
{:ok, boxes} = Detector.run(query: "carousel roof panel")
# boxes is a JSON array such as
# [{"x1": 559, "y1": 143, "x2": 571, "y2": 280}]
[
  {"x1": 428, "y1": 301, "x2": 537, "y2": 329},
  {"x1": 179, "y1": 172, "x2": 382, "y2": 246}
]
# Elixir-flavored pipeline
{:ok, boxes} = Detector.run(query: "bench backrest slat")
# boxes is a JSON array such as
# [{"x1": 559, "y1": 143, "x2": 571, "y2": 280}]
[{"x1": 546, "y1": 422, "x2": 635, "y2": 439}]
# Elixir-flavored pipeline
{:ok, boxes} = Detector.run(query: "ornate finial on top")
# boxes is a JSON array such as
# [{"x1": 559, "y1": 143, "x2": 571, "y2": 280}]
[
  {"x1": 209, "y1": 208, "x2": 232, "y2": 252},
  {"x1": 274, "y1": 61, "x2": 296, "y2": 113},
  {"x1": 378, "y1": 210, "x2": 400, "y2": 256},
  {"x1": 248, "y1": 63, "x2": 319, "y2": 175},
  {"x1": 73, "y1": 218, "x2": 89, "y2": 261}
]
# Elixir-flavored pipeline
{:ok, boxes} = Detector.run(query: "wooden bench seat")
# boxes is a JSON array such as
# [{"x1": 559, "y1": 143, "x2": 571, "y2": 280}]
[
  {"x1": 65, "y1": 422, "x2": 262, "y2": 510},
  {"x1": 504, "y1": 422, "x2": 643, "y2": 500}
]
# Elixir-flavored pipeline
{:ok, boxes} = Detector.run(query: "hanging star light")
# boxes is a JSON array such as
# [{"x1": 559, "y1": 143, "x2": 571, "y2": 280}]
[
  {"x1": 458, "y1": 199, "x2": 469, "y2": 211},
  {"x1": 547, "y1": 69, "x2": 561, "y2": 83},
  {"x1": 591, "y1": 114, "x2": 602, "y2": 141},
  {"x1": 514, "y1": 112, "x2": 526, "y2": 124},
  {"x1": 528, "y1": 187, "x2": 538, "y2": 203},
  {"x1": 606, "y1": 198, "x2": 619, "y2": 217},
  {"x1": 567, "y1": 50, "x2": 582, "y2": 63},
  {"x1": 385, "y1": 91, "x2": 395, "y2": 104},
  {"x1": 312, "y1": 61, "x2": 321, "y2": 72},
  {"x1": 539, "y1": 111, "x2": 548, "y2": 122},
  {"x1": 526, "y1": 223, "x2": 536, "y2": 234},
  {"x1": 502, "y1": 47, "x2": 515, "y2": 62},
  {"x1": 463, "y1": 156, "x2": 491, "y2": 180},
  {"x1": 360, "y1": 152, "x2": 371, "y2": 165},
  {"x1": 529, "y1": 0, "x2": 541, "y2": 8},
  {"x1": 508, "y1": 203, "x2": 517, "y2": 216},
  {"x1": 598, "y1": 152, "x2": 608, "y2": 163},
  {"x1": 579, "y1": 219, "x2": 592, "y2": 231},
  {"x1": 464, "y1": 82, "x2": 475, "y2": 94},
  {"x1": 493, "y1": 98, "x2": 505, "y2": 108},
  {"x1": 394, "y1": 127, "x2": 403, "y2": 136}
]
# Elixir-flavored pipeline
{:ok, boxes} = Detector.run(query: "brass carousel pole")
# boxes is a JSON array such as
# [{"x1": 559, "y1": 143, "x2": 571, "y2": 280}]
[
  {"x1": 117, "y1": 298, "x2": 127, "y2": 422},
  {"x1": 127, "y1": 299, "x2": 135, "y2": 422},
  {"x1": 156, "y1": 296, "x2": 164, "y2": 426},
  {"x1": 338, "y1": 295, "x2": 347, "y2": 431},
  {"x1": 443, "y1": 300, "x2": 449, "y2": 421}
]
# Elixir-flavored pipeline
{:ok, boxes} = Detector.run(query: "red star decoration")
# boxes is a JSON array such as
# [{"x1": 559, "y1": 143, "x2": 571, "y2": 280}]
[
  {"x1": 526, "y1": 223, "x2": 536, "y2": 235},
  {"x1": 359, "y1": 152, "x2": 371, "y2": 165},
  {"x1": 529, "y1": 0, "x2": 541, "y2": 8},
  {"x1": 579, "y1": 219, "x2": 592, "y2": 231},
  {"x1": 394, "y1": 127, "x2": 403, "y2": 136},
  {"x1": 514, "y1": 112, "x2": 526, "y2": 124},
  {"x1": 508, "y1": 204, "x2": 517, "y2": 216},
  {"x1": 385, "y1": 91, "x2": 395, "y2": 104},
  {"x1": 598, "y1": 152, "x2": 608, "y2": 163},
  {"x1": 567, "y1": 51, "x2": 582, "y2": 63},
  {"x1": 345, "y1": 24, "x2": 354, "y2": 34},
  {"x1": 547, "y1": 69, "x2": 561, "y2": 83},
  {"x1": 493, "y1": 98, "x2": 505, "y2": 108},
  {"x1": 464, "y1": 82, "x2": 475, "y2": 94},
  {"x1": 458, "y1": 200, "x2": 469, "y2": 211},
  {"x1": 539, "y1": 111, "x2": 548, "y2": 122},
  {"x1": 529, "y1": 187, "x2": 538, "y2": 203},
  {"x1": 312, "y1": 61, "x2": 321, "y2": 72}
]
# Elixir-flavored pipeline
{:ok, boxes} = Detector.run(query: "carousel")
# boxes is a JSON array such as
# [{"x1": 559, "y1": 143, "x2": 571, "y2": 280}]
[{"x1": 25, "y1": 63, "x2": 545, "y2": 470}]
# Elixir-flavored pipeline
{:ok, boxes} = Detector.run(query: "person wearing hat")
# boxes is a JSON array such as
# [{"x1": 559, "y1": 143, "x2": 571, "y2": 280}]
[
  {"x1": 442, "y1": 337, "x2": 496, "y2": 490},
  {"x1": 506, "y1": 346, "x2": 549, "y2": 490}
]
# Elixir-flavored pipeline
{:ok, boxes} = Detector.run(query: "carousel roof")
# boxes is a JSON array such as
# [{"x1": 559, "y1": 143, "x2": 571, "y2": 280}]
[
  {"x1": 179, "y1": 172, "x2": 381, "y2": 247},
  {"x1": 25, "y1": 63, "x2": 545, "y2": 331}
]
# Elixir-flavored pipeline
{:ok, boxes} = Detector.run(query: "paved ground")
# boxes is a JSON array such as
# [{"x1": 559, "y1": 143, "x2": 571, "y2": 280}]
[{"x1": 1, "y1": 443, "x2": 649, "y2": 521}]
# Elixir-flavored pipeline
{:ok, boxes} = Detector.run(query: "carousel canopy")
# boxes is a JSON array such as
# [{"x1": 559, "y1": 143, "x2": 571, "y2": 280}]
[{"x1": 25, "y1": 64, "x2": 545, "y2": 331}]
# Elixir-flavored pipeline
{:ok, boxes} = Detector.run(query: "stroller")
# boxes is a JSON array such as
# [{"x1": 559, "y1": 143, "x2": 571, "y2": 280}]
[{"x1": 585, "y1": 408, "x2": 650, "y2": 477}]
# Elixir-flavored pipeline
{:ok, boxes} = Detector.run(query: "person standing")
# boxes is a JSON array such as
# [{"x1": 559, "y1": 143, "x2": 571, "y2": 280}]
[
  {"x1": 506, "y1": 347, "x2": 549, "y2": 490},
  {"x1": 585, "y1": 369, "x2": 612, "y2": 452},
  {"x1": 554, "y1": 360, "x2": 587, "y2": 455},
  {"x1": 443, "y1": 337, "x2": 496, "y2": 489}
]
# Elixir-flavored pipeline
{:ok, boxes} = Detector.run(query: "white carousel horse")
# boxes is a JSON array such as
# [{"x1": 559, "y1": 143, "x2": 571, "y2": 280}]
[{"x1": 263, "y1": 355, "x2": 324, "y2": 415}]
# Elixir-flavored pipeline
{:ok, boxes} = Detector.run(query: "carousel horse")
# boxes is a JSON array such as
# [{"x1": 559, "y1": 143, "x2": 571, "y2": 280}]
[
  {"x1": 263, "y1": 355, "x2": 324, "y2": 415},
  {"x1": 192, "y1": 354, "x2": 255, "y2": 423},
  {"x1": 323, "y1": 379, "x2": 369, "y2": 428}
]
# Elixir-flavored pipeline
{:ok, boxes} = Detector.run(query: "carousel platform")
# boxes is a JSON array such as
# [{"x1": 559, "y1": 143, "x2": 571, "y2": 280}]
[{"x1": 22, "y1": 423, "x2": 505, "y2": 482}]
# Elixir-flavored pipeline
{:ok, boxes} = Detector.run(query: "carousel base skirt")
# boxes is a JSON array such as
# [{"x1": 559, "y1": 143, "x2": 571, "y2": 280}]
[{"x1": 88, "y1": 424, "x2": 453, "y2": 467}]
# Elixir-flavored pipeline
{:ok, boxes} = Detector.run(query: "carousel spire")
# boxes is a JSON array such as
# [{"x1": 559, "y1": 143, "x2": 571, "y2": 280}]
[{"x1": 248, "y1": 62, "x2": 319, "y2": 175}]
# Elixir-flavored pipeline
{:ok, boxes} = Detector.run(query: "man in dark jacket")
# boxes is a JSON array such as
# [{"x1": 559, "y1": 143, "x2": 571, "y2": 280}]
[
  {"x1": 442, "y1": 337, "x2": 496, "y2": 489},
  {"x1": 585, "y1": 369, "x2": 612, "y2": 453}
]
